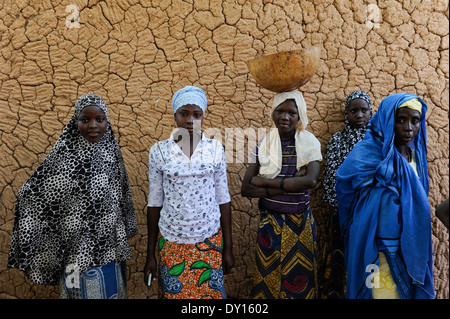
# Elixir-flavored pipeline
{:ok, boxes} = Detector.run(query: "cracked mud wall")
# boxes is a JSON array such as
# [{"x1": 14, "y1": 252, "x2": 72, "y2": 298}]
[{"x1": 0, "y1": 0, "x2": 448, "y2": 299}]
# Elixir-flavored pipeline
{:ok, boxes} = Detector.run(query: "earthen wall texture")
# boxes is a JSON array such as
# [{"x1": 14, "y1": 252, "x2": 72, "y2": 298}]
[{"x1": 0, "y1": 0, "x2": 448, "y2": 299}]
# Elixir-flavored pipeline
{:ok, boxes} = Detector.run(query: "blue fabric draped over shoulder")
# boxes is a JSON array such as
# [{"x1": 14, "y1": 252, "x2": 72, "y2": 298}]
[{"x1": 336, "y1": 92, "x2": 434, "y2": 299}]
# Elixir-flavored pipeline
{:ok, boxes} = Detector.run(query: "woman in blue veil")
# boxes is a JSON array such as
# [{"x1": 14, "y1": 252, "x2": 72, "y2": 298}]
[{"x1": 336, "y1": 92, "x2": 434, "y2": 299}]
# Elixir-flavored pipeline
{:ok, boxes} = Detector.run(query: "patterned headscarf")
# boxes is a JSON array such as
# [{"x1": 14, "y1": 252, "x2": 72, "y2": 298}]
[
  {"x1": 322, "y1": 90, "x2": 373, "y2": 209},
  {"x1": 8, "y1": 94, "x2": 137, "y2": 285},
  {"x1": 74, "y1": 93, "x2": 109, "y2": 119},
  {"x1": 344, "y1": 90, "x2": 372, "y2": 127},
  {"x1": 398, "y1": 98, "x2": 422, "y2": 114}
]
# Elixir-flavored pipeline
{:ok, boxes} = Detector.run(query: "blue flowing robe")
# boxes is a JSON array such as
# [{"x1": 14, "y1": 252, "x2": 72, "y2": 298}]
[{"x1": 336, "y1": 93, "x2": 434, "y2": 299}]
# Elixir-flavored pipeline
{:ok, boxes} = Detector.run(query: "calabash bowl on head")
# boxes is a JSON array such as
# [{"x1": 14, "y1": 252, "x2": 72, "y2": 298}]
[{"x1": 246, "y1": 47, "x2": 321, "y2": 93}]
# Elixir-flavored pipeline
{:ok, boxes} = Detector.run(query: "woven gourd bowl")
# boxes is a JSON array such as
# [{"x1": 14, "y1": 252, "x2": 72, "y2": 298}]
[{"x1": 246, "y1": 47, "x2": 320, "y2": 92}]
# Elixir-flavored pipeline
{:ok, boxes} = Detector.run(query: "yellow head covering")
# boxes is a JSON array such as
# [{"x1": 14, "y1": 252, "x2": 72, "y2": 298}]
[{"x1": 398, "y1": 98, "x2": 422, "y2": 114}]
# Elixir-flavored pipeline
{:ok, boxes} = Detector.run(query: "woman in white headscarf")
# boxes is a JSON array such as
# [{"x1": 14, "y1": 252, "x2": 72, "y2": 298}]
[
  {"x1": 144, "y1": 86, "x2": 234, "y2": 299},
  {"x1": 241, "y1": 90, "x2": 322, "y2": 299}
]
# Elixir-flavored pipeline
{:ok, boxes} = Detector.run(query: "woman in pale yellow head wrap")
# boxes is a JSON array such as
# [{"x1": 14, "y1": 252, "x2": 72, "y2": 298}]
[{"x1": 241, "y1": 90, "x2": 322, "y2": 299}]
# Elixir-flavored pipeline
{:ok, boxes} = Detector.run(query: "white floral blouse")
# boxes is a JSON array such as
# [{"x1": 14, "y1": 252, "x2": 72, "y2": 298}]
[{"x1": 148, "y1": 133, "x2": 231, "y2": 244}]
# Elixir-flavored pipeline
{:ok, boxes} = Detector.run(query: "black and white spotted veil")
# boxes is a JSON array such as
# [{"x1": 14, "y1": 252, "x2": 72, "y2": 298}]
[
  {"x1": 8, "y1": 94, "x2": 137, "y2": 285},
  {"x1": 322, "y1": 90, "x2": 373, "y2": 209}
]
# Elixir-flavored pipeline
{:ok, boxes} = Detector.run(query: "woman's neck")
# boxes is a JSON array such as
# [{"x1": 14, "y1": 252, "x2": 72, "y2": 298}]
[
  {"x1": 175, "y1": 130, "x2": 202, "y2": 158},
  {"x1": 279, "y1": 131, "x2": 296, "y2": 141},
  {"x1": 396, "y1": 145, "x2": 411, "y2": 162}
]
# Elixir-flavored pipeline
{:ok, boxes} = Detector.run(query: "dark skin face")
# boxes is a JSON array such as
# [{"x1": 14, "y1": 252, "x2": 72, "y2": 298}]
[
  {"x1": 347, "y1": 99, "x2": 371, "y2": 129},
  {"x1": 173, "y1": 104, "x2": 204, "y2": 157},
  {"x1": 272, "y1": 99, "x2": 299, "y2": 141},
  {"x1": 394, "y1": 107, "x2": 421, "y2": 161},
  {"x1": 77, "y1": 105, "x2": 107, "y2": 143},
  {"x1": 174, "y1": 104, "x2": 204, "y2": 134}
]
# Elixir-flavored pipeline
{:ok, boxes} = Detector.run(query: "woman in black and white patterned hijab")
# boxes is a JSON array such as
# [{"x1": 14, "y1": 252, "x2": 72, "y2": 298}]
[
  {"x1": 320, "y1": 90, "x2": 372, "y2": 299},
  {"x1": 323, "y1": 90, "x2": 373, "y2": 209},
  {"x1": 8, "y1": 94, "x2": 137, "y2": 298}
]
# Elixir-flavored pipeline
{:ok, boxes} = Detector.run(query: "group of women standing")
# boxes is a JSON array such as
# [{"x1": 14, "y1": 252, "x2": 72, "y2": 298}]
[{"x1": 7, "y1": 84, "x2": 436, "y2": 300}]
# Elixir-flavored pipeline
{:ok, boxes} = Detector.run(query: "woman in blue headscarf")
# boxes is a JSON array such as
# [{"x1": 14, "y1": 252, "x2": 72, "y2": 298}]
[{"x1": 336, "y1": 92, "x2": 434, "y2": 299}]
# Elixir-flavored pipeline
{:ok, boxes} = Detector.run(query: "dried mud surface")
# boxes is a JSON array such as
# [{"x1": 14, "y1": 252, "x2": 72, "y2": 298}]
[{"x1": 0, "y1": 0, "x2": 448, "y2": 299}]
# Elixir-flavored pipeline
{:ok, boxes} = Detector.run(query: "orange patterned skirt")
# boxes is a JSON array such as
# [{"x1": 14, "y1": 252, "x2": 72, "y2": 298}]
[{"x1": 157, "y1": 230, "x2": 225, "y2": 299}]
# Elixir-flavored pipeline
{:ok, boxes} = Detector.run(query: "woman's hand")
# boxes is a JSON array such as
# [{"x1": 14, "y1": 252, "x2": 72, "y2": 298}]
[
  {"x1": 144, "y1": 254, "x2": 158, "y2": 286},
  {"x1": 295, "y1": 165, "x2": 308, "y2": 177},
  {"x1": 222, "y1": 247, "x2": 235, "y2": 275}
]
